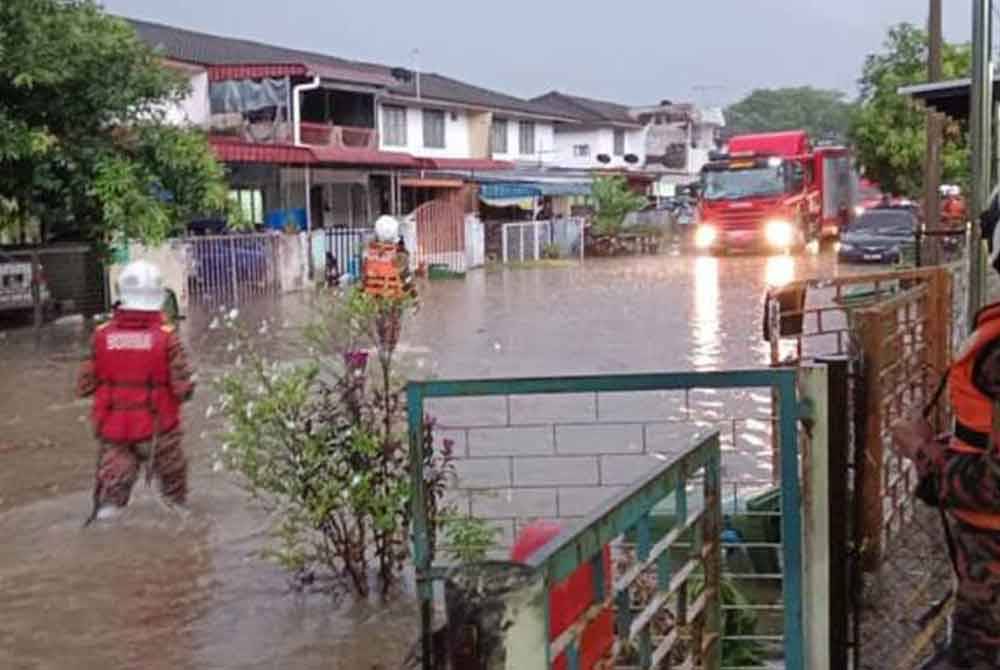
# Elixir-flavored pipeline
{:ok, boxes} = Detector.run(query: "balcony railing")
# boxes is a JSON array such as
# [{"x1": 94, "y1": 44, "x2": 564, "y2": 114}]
[{"x1": 300, "y1": 122, "x2": 378, "y2": 150}]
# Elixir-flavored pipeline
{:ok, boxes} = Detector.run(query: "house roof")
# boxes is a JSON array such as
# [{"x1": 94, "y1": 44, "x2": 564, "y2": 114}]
[
  {"x1": 387, "y1": 73, "x2": 577, "y2": 121},
  {"x1": 126, "y1": 18, "x2": 397, "y2": 86},
  {"x1": 531, "y1": 91, "x2": 641, "y2": 127},
  {"x1": 898, "y1": 76, "x2": 1000, "y2": 120},
  {"x1": 127, "y1": 18, "x2": 574, "y2": 121}
]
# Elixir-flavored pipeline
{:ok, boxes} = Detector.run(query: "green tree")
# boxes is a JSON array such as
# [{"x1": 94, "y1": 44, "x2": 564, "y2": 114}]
[
  {"x1": 850, "y1": 23, "x2": 971, "y2": 197},
  {"x1": 725, "y1": 87, "x2": 856, "y2": 142},
  {"x1": 0, "y1": 0, "x2": 231, "y2": 245},
  {"x1": 591, "y1": 176, "x2": 646, "y2": 236}
]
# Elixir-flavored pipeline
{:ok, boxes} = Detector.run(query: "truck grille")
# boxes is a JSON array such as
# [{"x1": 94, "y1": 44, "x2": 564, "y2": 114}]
[{"x1": 713, "y1": 210, "x2": 762, "y2": 231}]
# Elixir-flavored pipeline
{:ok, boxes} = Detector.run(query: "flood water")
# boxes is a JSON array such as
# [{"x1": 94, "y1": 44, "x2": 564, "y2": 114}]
[{"x1": 0, "y1": 251, "x2": 847, "y2": 669}]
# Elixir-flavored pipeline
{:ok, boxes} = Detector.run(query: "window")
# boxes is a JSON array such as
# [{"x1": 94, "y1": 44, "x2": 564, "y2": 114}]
[
  {"x1": 422, "y1": 108, "x2": 446, "y2": 149},
  {"x1": 381, "y1": 105, "x2": 407, "y2": 146},
  {"x1": 491, "y1": 118, "x2": 508, "y2": 154},
  {"x1": 518, "y1": 121, "x2": 535, "y2": 155},
  {"x1": 613, "y1": 129, "x2": 626, "y2": 156},
  {"x1": 228, "y1": 188, "x2": 264, "y2": 225},
  {"x1": 573, "y1": 144, "x2": 590, "y2": 157}
]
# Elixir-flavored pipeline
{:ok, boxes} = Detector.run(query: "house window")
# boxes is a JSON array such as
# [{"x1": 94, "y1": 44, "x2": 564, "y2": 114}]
[
  {"x1": 422, "y1": 108, "x2": 446, "y2": 149},
  {"x1": 519, "y1": 121, "x2": 535, "y2": 155},
  {"x1": 573, "y1": 144, "x2": 590, "y2": 157},
  {"x1": 613, "y1": 129, "x2": 626, "y2": 156},
  {"x1": 382, "y1": 105, "x2": 407, "y2": 146},
  {"x1": 491, "y1": 118, "x2": 508, "y2": 154},
  {"x1": 229, "y1": 188, "x2": 264, "y2": 225}
]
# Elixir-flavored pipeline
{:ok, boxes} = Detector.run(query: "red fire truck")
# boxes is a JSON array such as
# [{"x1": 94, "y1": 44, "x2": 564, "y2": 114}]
[{"x1": 695, "y1": 130, "x2": 855, "y2": 254}]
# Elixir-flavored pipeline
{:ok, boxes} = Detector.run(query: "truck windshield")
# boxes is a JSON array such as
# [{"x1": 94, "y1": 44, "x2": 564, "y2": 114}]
[{"x1": 703, "y1": 167, "x2": 786, "y2": 201}]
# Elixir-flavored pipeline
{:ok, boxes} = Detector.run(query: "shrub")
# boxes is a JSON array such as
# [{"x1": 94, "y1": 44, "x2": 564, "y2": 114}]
[{"x1": 213, "y1": 290, "x2": 455, "y2": 597}]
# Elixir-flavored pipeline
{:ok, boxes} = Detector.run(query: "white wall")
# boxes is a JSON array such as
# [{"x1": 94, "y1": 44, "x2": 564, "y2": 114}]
[
  {"x1": 550, "y1": 125, "x2": 647, "y2": 170},
  {"x1": 161, "y1": 71, "x2": 210, "y2": 127},
  {"x1": 378, "y1": 103, "x2": 471, "y2": 158},
  {"x1": 490, "y1": 118, "x2": 555, "y2": 164}
]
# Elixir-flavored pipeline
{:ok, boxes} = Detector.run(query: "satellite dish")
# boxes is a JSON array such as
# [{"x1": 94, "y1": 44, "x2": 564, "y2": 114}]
[
  {"x1": 624, "y1": 154, "x2": 639, "y2": 165},
  {"x1": 596, "y1": 154, "x2": 611, "y2": 164}
]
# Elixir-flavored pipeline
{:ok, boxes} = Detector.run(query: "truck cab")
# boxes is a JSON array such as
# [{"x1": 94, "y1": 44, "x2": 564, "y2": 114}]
[{"x1": 694, "y1": 131, "x2": 853, "y2": 254}]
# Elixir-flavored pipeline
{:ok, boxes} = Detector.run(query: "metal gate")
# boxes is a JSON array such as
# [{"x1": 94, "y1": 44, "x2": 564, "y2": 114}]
[
  {"x1": 767, "y1": 265, "x2": 966, "y2": 669},
  {"x1": 501, "y1": 218, "x2": 585, "y2": 263},
  {"x1": 324, "y1": 227, "x2": 372, "y2": 279},
  {"x1": 408, "y1": 369, "x2": 808, "y2": 670},
  {"x1": 412, "y1": 199, "x2": 465, "y2": 273},
  {"x1": 185, "y1": 234, "x2": 281, "y2": 304}
]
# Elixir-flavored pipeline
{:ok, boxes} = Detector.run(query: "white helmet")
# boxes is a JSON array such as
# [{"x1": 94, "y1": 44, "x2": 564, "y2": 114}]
[
  {"x1": 117, "y1": 260, "x2": 165, "y2": 312},
  {"x1": 374, "y1": 215, "x2": 400, "y2": 243}
]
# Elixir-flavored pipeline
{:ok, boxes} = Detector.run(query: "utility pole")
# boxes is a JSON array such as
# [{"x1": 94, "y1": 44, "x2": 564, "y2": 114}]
[
  {"x1": 969, "y1": 0, "x2": 993, "y2": 324},
  {"x1": 924, "y1": 0, "x2": 943, "y2": 264}
]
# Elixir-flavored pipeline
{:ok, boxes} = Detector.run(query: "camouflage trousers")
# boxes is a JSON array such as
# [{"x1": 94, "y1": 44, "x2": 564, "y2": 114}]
[
  {"x1": 94, "y1": 429, "x2": 188, "y2": 508},
  {"x1": 923, "y1": 517, "x2": 1000, "y2": 669}
]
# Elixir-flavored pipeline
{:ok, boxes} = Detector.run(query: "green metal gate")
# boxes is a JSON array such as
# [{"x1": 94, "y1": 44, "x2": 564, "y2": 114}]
[{"x1": 407, "y1": 368, "x2": 807, "y2": 669}]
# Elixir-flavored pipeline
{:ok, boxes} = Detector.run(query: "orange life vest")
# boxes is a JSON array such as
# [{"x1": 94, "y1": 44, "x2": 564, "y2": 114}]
[
  {"x1": 948, "y1": 301, "x2": 1000, "y2": 528},
  {"x1": 362, "y1": 242, "x2": 407, "y2": 299},
  {"x1": 92, "y1": 310, "x2": 181, "y2": 444}
]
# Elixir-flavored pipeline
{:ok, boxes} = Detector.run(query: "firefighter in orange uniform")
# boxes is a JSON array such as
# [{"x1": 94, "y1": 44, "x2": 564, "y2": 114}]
[
  {"x1": 77, "y1": 260, "x2": 195, "y2": 523},
  {"x1": 893, "y1": 198, "x2": 1000, "y2": 669},
  {"x1": 362, "y1": 215, "x2": 415, "y2": 300}
]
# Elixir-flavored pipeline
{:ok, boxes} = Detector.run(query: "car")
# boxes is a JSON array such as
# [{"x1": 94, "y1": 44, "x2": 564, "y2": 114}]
[
  {"x1": 838, "y1": 208, "x2": 918, "y2": 264},
  {"x1": 0, "y1": 251, "x2": 53, "y2": 321}
]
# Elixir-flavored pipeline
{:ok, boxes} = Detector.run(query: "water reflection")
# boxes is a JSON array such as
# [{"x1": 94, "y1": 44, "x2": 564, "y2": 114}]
[{"x1": 692, "y1": 257, "x2": 720, "y2": 370}]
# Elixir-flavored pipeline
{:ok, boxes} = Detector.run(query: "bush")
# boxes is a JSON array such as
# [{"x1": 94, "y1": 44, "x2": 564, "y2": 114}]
[
  {"x1": 541, "y1": 242, "x2": 561, "y2": 260},
  {"x1": 591, "y1": 176, "x2": 647, "y2": 237},
  {"x1": 213, "y1": 290, "x2": 455, "y2": 597}
]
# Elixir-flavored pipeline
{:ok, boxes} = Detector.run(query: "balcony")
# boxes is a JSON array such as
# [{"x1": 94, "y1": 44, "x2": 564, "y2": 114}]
[{"x1": 300, "y1": 122, "x2": 378, "y2": 150}]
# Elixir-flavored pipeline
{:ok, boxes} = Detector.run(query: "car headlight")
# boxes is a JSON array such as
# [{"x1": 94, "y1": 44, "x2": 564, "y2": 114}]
[
  {"x1": 839, "y1": 242, "x2": 855, "y2": 252},
  {"x1": 694, "y1": 224, "x2": 717, "y2": 249},
  {"x1": 765, "y1": 220, "x2": 795, "y2": 248}
]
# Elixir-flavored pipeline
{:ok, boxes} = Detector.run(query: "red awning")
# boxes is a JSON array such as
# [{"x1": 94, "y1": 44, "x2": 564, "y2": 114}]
[
  {"x1": 400, "y1": 177, "x2": 464, "y2": 188},
  {"x1": 209, "y1": 138, "x2": 316, "y2": 165},
  {"x1": 420, "y1": 157, "x2": 514, "y2": 171},
  {"x1": 208, "y1": 64, "x2": 309, "y2": 82},
  {"x1": 311, "y1": 145, "x2": 423, "y2": 168}
]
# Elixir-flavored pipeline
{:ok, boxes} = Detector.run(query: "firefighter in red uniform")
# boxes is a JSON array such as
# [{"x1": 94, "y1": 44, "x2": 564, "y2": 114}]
[{"x1": 77, "y1": 260, "x2": 195, "y2": 523}]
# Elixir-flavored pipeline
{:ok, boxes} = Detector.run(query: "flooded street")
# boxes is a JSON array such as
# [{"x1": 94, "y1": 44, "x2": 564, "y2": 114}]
[{"x1": 0, "y1": 251, "x2": 846, "y2": 669}]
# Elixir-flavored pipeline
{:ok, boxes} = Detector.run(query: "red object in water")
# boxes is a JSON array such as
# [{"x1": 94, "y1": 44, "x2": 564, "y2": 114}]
[
  {"x1": 511, "y1": 521, "x2": 615, "y2": 670},
  {"x1": 343, "y1": 350, "x2": 369, "y2": 371}
]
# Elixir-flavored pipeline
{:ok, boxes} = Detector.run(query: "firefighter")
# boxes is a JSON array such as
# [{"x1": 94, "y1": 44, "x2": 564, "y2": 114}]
[
  {"x1": 893, "y1": 194, "x2": 1000, "y2": 669},
  {"x1": 942, "y1": 186, "x2": 967, "y2": 227},
  {"x1": 362, "y1": 215, "x2": 415, "y2": 300},
  {"x1": 77, "y1": 260, "x2": 196, "y2": 523}
]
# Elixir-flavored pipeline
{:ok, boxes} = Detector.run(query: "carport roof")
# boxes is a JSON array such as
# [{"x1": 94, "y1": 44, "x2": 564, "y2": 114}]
[{"x1": 898, "y1": 76, "x2": 1000, "y2": 120}]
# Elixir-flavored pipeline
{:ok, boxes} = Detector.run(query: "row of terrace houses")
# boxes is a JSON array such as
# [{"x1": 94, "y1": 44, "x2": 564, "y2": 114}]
[{"x1": 130, "y1": 18, "x2": 724, "y2": 268}]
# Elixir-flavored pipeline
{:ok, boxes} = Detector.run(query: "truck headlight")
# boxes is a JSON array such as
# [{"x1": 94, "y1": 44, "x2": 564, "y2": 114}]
[
  {"x1": 765, "y1": 220, "x2": 794, "y2": 248},
  {"x1": 854, "y1": 205, "x2": 865, "y2": 217},
  {"x1": 694, "y1": 224, "x2": 717, "y2": 249}
]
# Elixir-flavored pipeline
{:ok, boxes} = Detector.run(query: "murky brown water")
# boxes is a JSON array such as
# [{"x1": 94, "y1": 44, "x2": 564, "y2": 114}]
[{"x1": 0, "y1": 252, "x2": 845, "y2": 669}]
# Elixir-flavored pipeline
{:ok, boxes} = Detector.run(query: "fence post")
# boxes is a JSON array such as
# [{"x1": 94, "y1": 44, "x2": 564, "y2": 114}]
[
  {"x1": 228, "y1": 238, "x2": 238, "y2": 302},
  {"x1": 816, "y1": 356, "x2": 850, "y2": 670},
  {"x1": 31, "y1": 249, "x2": 42, "y2": 338},
  {"x1": 502, "y1": 225, "x2": 509, "y2": 264},
  {"x1": 533, "y1": 221, "x2": 541, "y2": 261},
  {"x1": 855, "y1": 308, "x2": 885, "y2": 571},
  {"x1": 798, "y1": 363, "x2": 831, "y2": 670}
]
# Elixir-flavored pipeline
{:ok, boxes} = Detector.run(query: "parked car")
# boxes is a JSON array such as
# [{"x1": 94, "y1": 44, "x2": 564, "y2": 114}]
[
  {"x1": 0, "y1": 251, "x2": 52, "y2": 321},
  {"x1": 838, "y1": 208, "x2": 918, "y2": 264}
]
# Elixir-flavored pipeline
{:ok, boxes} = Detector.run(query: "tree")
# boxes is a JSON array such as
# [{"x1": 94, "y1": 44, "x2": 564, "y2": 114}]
[
  {"x1": 725, "y1": 87, "x2": 855, "y2": 142},
  {"x1": 850, "y1": 23, "x2": 970, "y2": 197},
  {"x1": 591, "y1": 176, "x2": 646, "y2": 236},
  {"x1": 0, "y1": 0, "x2": 231, "y2": 245}
]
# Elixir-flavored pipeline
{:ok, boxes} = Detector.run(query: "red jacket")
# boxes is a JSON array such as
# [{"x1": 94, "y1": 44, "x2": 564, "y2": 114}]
[{"x1": 90, "y1": 310, "x2": 182, "y2": 444}]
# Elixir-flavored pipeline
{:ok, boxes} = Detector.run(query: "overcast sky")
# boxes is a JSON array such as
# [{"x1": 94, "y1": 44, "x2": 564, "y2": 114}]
[{"x1": 102, "y1": 0, "x2": 973, "y2": 107}]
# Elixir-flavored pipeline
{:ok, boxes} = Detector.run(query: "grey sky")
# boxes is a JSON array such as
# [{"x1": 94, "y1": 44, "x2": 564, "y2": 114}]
[{"x1": 102, "y1": 0, "x2": 973, "y2": 106}]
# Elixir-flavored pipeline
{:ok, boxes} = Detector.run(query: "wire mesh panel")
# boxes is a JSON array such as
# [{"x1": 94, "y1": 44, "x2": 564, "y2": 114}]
[
  {"x1": 185, "y1": 234, "x2": 281, "y2": 306},
  {"x1": 408, "y1": 370, "x2": 805, "y2": 670}
]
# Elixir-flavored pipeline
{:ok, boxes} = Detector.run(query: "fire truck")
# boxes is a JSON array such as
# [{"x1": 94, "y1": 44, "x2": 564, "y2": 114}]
[{"x1": 694, "y1": 130, "x2": 856, "y2": 254}]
